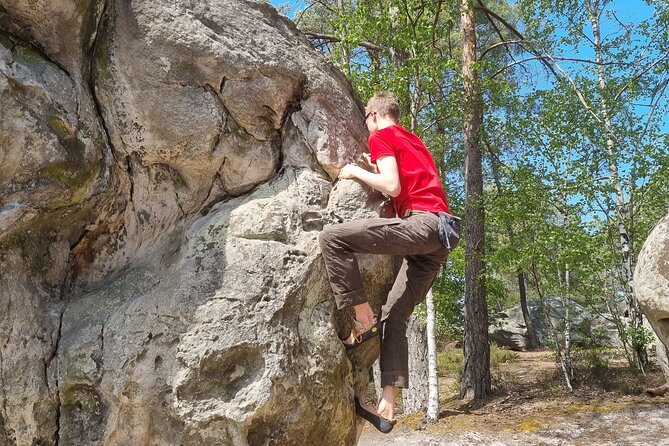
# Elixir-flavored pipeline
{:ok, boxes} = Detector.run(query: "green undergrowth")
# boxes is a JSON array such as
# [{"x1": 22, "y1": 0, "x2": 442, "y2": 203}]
[{"x1": 437, "y1": 345, "x2": 520, "y2": 377}]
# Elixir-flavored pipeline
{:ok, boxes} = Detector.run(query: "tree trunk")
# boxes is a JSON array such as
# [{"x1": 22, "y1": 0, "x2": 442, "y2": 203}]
[
  {"x1": 532, "y1": 264, "x2": 573, "y2": 391},
  {"x1": 459, "y1": 0, "x2": 491, "y2": 399},
  {"x1": 386, "y1": 5, "x2": 434, "y2": 414},
  {"x1": 390, "y1": 251, "x2": 429, "y2": 414},
  {"x1": 518, "y1": 271, "x2": 539, "y2": 349},
  {"x1": 405, "y1": 314, "x2": 428, "y2": 413},
  {"x1": 488, "y1": 146, "x2": 538, "y2": 350},
  {"x1": 588, "y1": 2, "x2": 645, "y2": 368},
  {"x1": 372, "y1": 357, "x2": 382, "y2": 400},
  {"x1": 425, "y1": 288, "x2": 439, "y2": 421},
  {"x1": 335, "y1": 0, "x2": 352, "y2": 75},
  {"x1": 560, "y1": 295, "x2": 574, "y2": 391},
  {"x1": 563, "y1": 268, "x2": 574, "y2": 385}
]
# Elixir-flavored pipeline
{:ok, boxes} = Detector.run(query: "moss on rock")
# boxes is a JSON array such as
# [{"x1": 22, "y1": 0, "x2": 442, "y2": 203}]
[{"x1": 48, "y1": 116, "x2": 76, "y2": 140}]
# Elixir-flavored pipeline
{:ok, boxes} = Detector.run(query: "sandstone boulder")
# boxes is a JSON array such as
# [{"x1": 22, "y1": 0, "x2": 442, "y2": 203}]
[
  {"x1": 635, "y1": 212, "x2": 669, "y2": 354},
  {"x1": 0, "y1": 1, "x2": 388, "y2": 445},
  {"x1": 490, "y1": 298, "x2": 621, "y2": 351}
]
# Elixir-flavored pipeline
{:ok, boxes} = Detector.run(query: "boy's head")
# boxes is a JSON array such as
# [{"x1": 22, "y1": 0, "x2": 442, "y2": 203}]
[{"x1": 365, "y1": 92, "x2": 400, "y2": 131}]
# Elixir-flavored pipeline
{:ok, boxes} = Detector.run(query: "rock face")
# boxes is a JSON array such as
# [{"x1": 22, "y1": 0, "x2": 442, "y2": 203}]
[
  {"x1": 635, "y1": 212, "x2": 669, "y2": 354},
  {"x1": 0, "y1": 1, "x2": 390, "y2": 445},
  {"x1": 490, "y1": 298, "x2": 621, "y2": 351}
]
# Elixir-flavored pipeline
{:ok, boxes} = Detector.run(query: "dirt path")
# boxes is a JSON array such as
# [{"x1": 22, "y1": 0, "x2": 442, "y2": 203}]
[
  {"x1": 360, "y1": 400, "x2": 669, "y2": 445},
  {"x1": 359, "y1": 350, "x2": 669, "y2": 445}
]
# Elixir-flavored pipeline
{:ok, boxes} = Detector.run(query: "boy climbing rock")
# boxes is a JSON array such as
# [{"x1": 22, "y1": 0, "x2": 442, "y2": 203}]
[{"x1": 319, "y1": 91, "x2": 459, "y2": 432}]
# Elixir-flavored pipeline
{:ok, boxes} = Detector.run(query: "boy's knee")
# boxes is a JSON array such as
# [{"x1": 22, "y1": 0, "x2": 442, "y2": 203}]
[{"x1": 318, "y1": 226, "x2": 337, "y2": 250}]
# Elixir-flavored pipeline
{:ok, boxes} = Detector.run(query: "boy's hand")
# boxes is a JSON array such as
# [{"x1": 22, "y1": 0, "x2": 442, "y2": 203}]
[{"x1": 338, "y1": 164, "x2": 358, "y2": 179}]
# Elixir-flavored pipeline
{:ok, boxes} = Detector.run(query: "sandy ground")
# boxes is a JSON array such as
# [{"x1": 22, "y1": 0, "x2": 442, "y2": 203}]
[
  {"x1": 359, "y1": 350, "x2": 669, "y2": 446},
  {"x1": 360, "y1": 402, "x2": 669, "y2": 445}
]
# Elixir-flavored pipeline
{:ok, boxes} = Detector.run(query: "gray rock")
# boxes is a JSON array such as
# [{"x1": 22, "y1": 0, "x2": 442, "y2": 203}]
[
  {"x1": 0, "y1": 33, "x2": 104, "y2": 214},
  {"x1": 0, "y1": 1, "x2": 386, "y2": 444},
  {"x1": 635, "y1": 212, "x2": 669, "y2": 354},
  {"x1": 490, "y1": 298, "x2": 622, "y2": 351}
]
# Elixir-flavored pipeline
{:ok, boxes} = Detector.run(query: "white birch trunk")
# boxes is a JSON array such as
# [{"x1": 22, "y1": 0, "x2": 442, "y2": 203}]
[
  {"x1": 588, "y1": 3, "x2": 643, "y2": 364},
  {"x1": 533, "y1": 266, "x2": 572, "y2": 390},
  {"x1": 372, "y1": 357, "x2": 382, "y2": 400},
  {"x1": 564, "y1": 268, "x2": 573, "y2": 382},
  {"x1": 425, "y1": 288, "x2": 439, "y2": 421},
  {"x1": 558, "y1": 268, "x2": 573, "y2": 391}
]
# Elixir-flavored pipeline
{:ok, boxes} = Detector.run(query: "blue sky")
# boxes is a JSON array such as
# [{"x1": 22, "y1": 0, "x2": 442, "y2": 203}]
[
  {"x1": 270, "y1": 0, "x2": 666, "y2": 137},
  {"x1": 271, "y1": 0, "x2": 306, "y2": 17},
  {"x1": 268, "y1": 1, "x2": 666, "y2": 223}
]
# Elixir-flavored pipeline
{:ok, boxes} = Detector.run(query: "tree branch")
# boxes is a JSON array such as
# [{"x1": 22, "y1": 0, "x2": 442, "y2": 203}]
[
  {"x1": 480, "y1": 40, "x2": 525, "y2": 59},
  {"x1": 642, "y1": 78, "x2": 669, "y2": 139},
  {"x1": 474, "y1": 2, "x2": 523, "y2": 40},
  {"x1": 614, "y1": 51, "x2": 669, "y2": 101},
  {"x1": 491, "y1": 55, "x2": 628, "y2": 78},
  {"x1": 294, "y1": 1, "x2": 323, "y2": 26},
  {"x1": 537, "y1": 51, "x2": 607, "y2": 127},
  {"x1": 475, "y1": 1, "x2": 558, "y2": 78},
  {"x1": 482, "y1": 9, "x2": 519, "y2": 66},
  {"x1": 302, "y1": 32, "x2": 385, "y2": 52},
  {"x1": 490, "y1": 57, "x2": 540, "y2": 78}
]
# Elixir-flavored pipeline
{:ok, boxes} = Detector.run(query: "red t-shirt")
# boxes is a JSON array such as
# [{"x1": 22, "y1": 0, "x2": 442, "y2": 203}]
[{"x1": 369, "y1": 125, "x2": 450, "y2": 217}]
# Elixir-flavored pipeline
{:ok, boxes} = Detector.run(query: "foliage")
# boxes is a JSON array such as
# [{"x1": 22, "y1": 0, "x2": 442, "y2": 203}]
[
  {"x1": 287, "y1": 0, "x2": 669, "y2": 374},
  {"x1": 572, "y1": 346, "x2": 612, "y2": 375},
  {"x1": 437, "y1": 346, "x2": 464, "y2": 376},
  {"x1": 433, "y1": 246, "x2": 465, "y2": 340},
  {"x1": 491, "y1": 345, "x2": 520, "y2": 365},
  {"x1": 622, "y1": 325, "x2": 654, "y2": 364},
  {"x1": 437, "y1": 345, "x2": 519, "y2": 378}
]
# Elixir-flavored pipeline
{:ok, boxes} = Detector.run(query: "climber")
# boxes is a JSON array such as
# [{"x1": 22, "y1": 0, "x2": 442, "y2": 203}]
[{"x1": 319, "y1": 91, "x2": 459, "y2": 432}]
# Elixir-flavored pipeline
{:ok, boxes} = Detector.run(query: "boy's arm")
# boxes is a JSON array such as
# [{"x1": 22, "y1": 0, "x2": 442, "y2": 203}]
[{"x1": 339, "y1": 155, "x2": 401, "y2": 197}]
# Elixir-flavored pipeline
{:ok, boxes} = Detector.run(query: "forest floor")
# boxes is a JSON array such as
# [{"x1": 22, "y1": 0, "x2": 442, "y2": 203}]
[{"x1": 359, "y1": 349, "x2": 669, "y2": 445}]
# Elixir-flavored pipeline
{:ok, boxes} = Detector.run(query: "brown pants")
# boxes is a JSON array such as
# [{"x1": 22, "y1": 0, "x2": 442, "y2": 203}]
[{"x1": 318, "y1": 211, "x2": 448, "y2": 388}]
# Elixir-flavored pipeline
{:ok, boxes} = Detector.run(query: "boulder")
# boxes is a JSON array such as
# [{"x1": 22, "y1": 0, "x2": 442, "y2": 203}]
[
  {"x1": 490, "y1": 298, "x2": 622, "y2": 351},
  {"x1": 0, "y1": 1, "x2": 387, "y2": 445},
  {"x1": 635, "y1": 212, "x2": 669, "y2": 354},
  {"x1": 488, "y1": 302, "x2": 530, "y2": 350}
]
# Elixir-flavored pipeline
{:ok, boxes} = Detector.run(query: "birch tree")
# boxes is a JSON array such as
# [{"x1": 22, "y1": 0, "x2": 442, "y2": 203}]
[
  {"x1": 513, "y1": 0, "x2": 669, "y2": 370},
  {"x1": 470, "y1": 0, "x2": 669, "y2": 372}
]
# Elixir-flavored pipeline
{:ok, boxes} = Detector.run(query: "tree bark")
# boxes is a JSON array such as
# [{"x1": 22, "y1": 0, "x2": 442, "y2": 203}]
[
  {"x1": 386, "y1": 5, "x2": 434, "y2": 414},
  {"x1": 425, "y1": 288, "x2": 439, "y2": 421},
  {"x1": 518, "y1": 271, "x2": 539, "y2": 349},
  {"x1": 459, "y1": 0, "x2": 491, "y2": 399},
  {"x1": 405, "y1": 314, "x2": 428, "y2": 413},
  {"x1": 532, "y1": 264, "x2": 573, "y2": 390},
  {"x1": 372, "y1": 357, "x2": 382, "y2": 400},
  {"x1": 562, "y1": 269, "x2": 574, "y2": 387}
]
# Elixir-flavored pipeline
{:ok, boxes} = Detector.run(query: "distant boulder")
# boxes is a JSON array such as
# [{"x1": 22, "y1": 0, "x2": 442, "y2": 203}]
[{"x1": 490, "y1": 298, "x2": 622, "y2": 351}]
